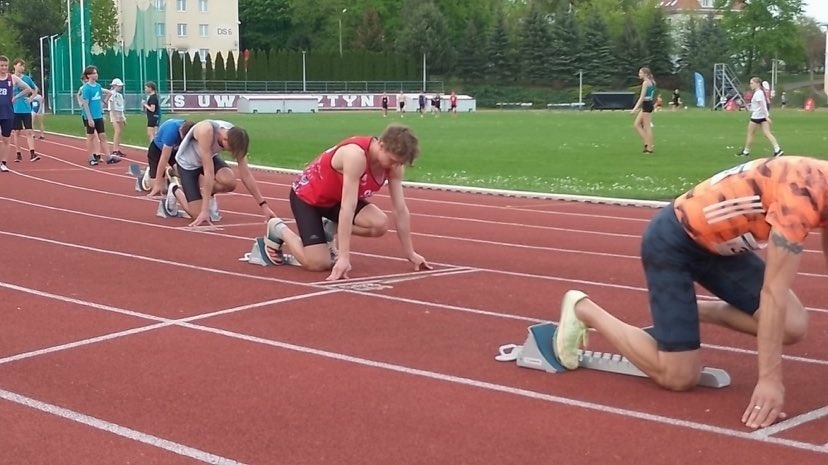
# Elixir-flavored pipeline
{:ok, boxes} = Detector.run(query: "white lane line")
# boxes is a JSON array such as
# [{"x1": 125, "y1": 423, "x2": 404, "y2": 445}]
[
  {"x1": 0, "y1": 389, "x2": 246, "y2": 465},
  {"x1": 751, "y1": 405, "x2": 828, "y2": 438}
]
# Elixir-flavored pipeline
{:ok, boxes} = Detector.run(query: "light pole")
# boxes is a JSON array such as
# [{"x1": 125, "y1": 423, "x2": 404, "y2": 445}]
[
  {"x1": 39, "y1": 35, "x2": 50, "y2": 93},
  {"x1": 48, "y1": 34, "x2": 58, "y2": 113},
  {"x1": 178, "y1": 50, "x2": 187, "y2": 92},
  {"x1": 338, "y1": 8, "x2": 347, "y2": 57},
  {"x1": 302, "y1": 50, "x2": 307, "y2": 92},
  {"x1": 822, "y1": 24, "x2": 828, "y2": 103}
]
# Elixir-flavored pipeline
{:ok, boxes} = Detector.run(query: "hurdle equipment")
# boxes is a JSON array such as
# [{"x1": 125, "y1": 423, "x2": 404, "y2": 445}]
[
  {"x1": 238, "y1": 237, "x2": 300, "y2": 266},
  {"x1": 496, "y1": 322, "x2": 731, "y2": 388},
  {"x1": 128, "y1": 163, "x2": 150, "y2": 192}
]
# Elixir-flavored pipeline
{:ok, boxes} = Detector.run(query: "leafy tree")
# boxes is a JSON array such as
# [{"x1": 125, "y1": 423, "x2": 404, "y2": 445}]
[
  {"x1": 89, "y1": 0, "x2": 119, "y2": 49},
  {"x1": 579, "y1": 9, "x2": 615, "y2": 87},
  {"x1": 214, "y1": 52, "x2": 226, "y2": 81},
  {"x1": 226, "y1": 51, "x2": 238, "y2": 81},
  {"x1": 354, "y1": 7, "x2": 385, "y2": 52},
  {"x1": 239, "y1": 0, "x2": 292, "y2": 52},
  {"x1": 548, "y1": 6, "x2": 581, "y2": 86},
  {"x1": 715, "y1": 0, "x2": 805, "y2": 75},
  {"x1": 518, "y1": 4, "x2": 551, "y2": 83},
  {"x1": 4, "y1": 0, "x2": 65, "y2": 64},
  {"x1": 613, "y1": 15, "x2": 646, "y2": 86},
  {"x1": 395, "y1": 0, "x2": 454, "y2": 75},
  {"x1": 454, "y1": 21, "x2": 486, "y2": 81},
  {"x1": 677, "y1": 16, "x2": 702, "y2": 84},
  {"x1": 486, "y1": 16, "x2": 515, "y2": 82},
  {"x1": 641, "y1": 5, "x2": 673, "y2": 78},
  {"x1": 0, "y1": 15, "x2": 28, "y2": 63}
]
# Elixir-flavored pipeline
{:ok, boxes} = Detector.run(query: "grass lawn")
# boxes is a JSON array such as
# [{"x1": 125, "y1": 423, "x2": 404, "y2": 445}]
[{"x1": 43, "y1": 108, "x2": 828, "y2": 200}]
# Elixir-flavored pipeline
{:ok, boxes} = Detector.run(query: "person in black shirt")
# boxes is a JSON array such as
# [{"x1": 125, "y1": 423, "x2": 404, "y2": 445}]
[{"x1": 142, "y1": 81, "x2": 161, "y2": 142}]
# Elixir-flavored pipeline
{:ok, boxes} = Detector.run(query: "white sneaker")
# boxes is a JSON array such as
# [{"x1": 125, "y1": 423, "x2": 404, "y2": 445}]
[
  {"x1": 0, "y1": 163, "x2": 9, "y2": 173},
  {"x1": 264, "y1": 217, "x2": 285, "y2": 250},
  {"x1": 554, "y1": 290, "x2": 590, "y2": 370},
  {"x1": 164, "y1": 188, "x2": 180, "y2": 217},
  {"x1": 208, "y1": 196, "x2": 221, "y2": 222}
]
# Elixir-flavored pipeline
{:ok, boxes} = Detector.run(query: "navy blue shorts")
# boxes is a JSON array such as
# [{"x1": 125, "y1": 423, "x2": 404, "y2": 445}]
[{"x1": 641, "y1": 205, "x2": 765, "y2": 352}]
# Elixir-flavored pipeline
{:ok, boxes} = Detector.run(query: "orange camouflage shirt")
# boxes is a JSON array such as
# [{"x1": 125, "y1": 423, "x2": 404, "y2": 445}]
[{"x1": 674, "y1": 157, "x2": 828, "y2": 255}]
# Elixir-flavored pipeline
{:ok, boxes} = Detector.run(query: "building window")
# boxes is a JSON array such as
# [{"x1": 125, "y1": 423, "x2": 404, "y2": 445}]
[
  {"x1": 177, "y1": 23, "x2": 188, "y2": 37},
  {"x1": 699, "y1": 0, "x2": 712, "y2": 7},
  {"x1": 199, "y1": 48, "x2": 209, "y2": 61},
  {"x1": 153, "y1": 0, "x2": 164, "y2": 10},
  {"x1": 155, "y1": 23, "x2": 165, "y2": 37},
  {"x1": 199, "y1": 0, "x2": 207, "y2": 13},
  {"x1": 199, "y1": 24, "x2": 209, "y2": 37},
  {"x1": 176, "y1": 0, "x2": 186, "y2": 12}
]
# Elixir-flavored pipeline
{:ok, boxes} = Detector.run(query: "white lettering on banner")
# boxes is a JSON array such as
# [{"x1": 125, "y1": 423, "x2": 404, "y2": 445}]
[
  {"x1": 360, "y1": 95, "x2": 373, "y2": 107},
  {"x1": 343, "y1": 95, "x2": 357, "y2": 107},
  {"x1": 160, "y1": 95, "x2": 171, "y2": 107},
  {"x1": 197, "y1": 95, "x2": 211, "y2": 107},
  {"x1": 214, "y1": 95, "x2": 236, "y2": 107},
  {"x1": 324, "y1": 95, "x2": 336, "y2": 106},
  {"x1": 173, "y1": 95, "x2": 186, "y2": 108}
]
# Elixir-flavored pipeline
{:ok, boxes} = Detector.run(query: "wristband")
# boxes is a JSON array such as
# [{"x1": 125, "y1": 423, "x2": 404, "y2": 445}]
[{"x1": 258, "y1": 200, "x2": 267, "y2": 207}]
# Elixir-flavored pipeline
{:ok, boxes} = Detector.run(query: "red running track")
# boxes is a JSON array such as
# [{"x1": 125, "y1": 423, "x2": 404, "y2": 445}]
[{"x1": 0, "y1": 135, "x2": 826, "y2": 464}]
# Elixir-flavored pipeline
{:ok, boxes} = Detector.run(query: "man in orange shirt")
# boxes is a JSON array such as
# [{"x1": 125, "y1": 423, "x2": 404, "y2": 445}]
[{"x1": 555, "y1": 156, "x2": 826, "y2": 429}]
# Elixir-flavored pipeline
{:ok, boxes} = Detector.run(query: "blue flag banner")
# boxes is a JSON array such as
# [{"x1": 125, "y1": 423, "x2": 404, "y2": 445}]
[{"x1": 694, "y1": 72, "x2": 706, "y2": 108}]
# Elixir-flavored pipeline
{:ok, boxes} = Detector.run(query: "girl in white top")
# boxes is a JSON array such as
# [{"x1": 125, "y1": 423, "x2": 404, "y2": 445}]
[
  {"x1": 108, "y1": 78, "x2": 126, "y2": 157},
  {"x1": 737, "y1": 77, "x2": 783, "y2": 157}
]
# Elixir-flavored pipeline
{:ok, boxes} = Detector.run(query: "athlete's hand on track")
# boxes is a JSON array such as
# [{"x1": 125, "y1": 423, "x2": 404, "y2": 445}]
[
  {"x1": 189, "y1": 211, "x2": 213, "y2": 227},
  {"x1": 147, "y1": 180, "x2": 165, "y2": 198},
  {"x1": 742, "y1": 378, "x2": 786, "y2": 429},
  {"x1": 326, "y1": 258, "x2": 352, "y2": 281},
  {"x1": 409, "y1": 253, "x2": 432, "y2": 271}
]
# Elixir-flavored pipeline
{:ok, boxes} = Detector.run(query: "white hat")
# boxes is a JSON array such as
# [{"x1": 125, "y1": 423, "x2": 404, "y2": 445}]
[{"x1": 110, "y1": 78, "x2": 124, "y2": 87}]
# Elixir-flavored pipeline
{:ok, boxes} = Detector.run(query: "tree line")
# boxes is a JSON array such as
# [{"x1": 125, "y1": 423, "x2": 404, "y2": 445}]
[{"x1": 0, "y1": 0, "x2": 824, "y2": 93}]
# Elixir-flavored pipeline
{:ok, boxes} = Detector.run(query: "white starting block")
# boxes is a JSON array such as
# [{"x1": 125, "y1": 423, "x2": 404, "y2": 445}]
[
  {"x1": 496, "y1": 322, "x2": 731, "y2": 388},
  {"x1": 156, "y1": 200, "x2": 191, "y2": 219},
  {"x1": 128, "y1": 163, "x2": 150, "y2": 192},
  {"x1": 239, "y1": 237, "x2": 300, "y2": 267}
]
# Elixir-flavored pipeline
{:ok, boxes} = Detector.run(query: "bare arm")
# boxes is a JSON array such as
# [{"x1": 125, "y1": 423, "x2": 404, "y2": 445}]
[
  {"x1": 236, "y1": 156, "x2": 277, "y2": 219},
  {"x1": 196, "y1": 126, "x2": 216, "y2": 214},
  {"x1": 387, "y1": 166, "x2": 415, "y2": 257},
  {"x1": 333, "y1": 146, "x2": 367, "y2": 264},
  {"x1": 742, "y1": 229, "x2": 802, "y2": 428},
  {"x1": 12, "y1": 76, "x2": 32, "y2": 102}
]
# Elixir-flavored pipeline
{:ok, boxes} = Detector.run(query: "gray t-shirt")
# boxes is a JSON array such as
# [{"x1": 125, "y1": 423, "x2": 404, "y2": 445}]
[{"x1": 175, "y1": 120, "x2": 234, "y2": 170}]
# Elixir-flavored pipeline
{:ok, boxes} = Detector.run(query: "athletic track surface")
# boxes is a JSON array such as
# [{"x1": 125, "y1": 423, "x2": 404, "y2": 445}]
[{"x1": 0, "y1": 134, "x2": 826, "y2": 464}]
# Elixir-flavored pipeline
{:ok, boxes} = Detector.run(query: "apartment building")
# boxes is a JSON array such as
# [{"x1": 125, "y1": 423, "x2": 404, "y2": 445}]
[{"x1": 117, "y1": 0, "x2": 240, "y2": 60}]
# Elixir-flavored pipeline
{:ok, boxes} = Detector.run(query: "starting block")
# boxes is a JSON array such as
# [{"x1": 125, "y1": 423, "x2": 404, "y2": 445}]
[
  {"x1": 156, "y1": 199, "x2": 191, "y2": 219},
  {"x1": 496, "y1": 322, "x2": 731, "y2": 388},
  {"x1": 239, "y1": 237, "x2": 300, "y2": 267},
  {"x1": 128, "y1": 163, "x2": 150, "y2": 192}
]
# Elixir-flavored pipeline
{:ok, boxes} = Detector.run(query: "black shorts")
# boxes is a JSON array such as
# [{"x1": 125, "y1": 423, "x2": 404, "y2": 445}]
[
  {"x1": 399, "y1": 102, "x2": 405, "y2": 110},
  {"x1": 0, "y1": 118, "x2": 12, "y2": 138},
  {"x1": 642, "y1": 206, "x2": 764, "y2": 352},
  {"x1": 147, "y1": 142, "x2": 178, "y2": 178},
  {"x1": 642, "y1": 100, "x2": 654, "y2": 113},
  {"x1": 289, "y1": 189, "x2": 369, "y2": 246},
  {"x1": 382, "y1": 102, "x2": 388, "y2": 109},
  {"x1": 178, "y1": 155, "x2": 230, "y2": 202},
  {"x1": 83, "y1": 118, "x2": 105, "y2": 135},
  {"x1": 147, "y1": 115, "x2": 160, "y2": 128},
  {"x1": 750, "y1": 118, "x2": 767, "y2": 125},
  {"x1": 13, "y1": 113, "x2": 32, "y2": 130}
]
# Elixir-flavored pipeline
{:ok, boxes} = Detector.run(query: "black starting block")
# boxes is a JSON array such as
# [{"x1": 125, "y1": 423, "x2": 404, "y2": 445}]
[{"x1": 497, "y1": 322, "x2": 731, "y2": 388}]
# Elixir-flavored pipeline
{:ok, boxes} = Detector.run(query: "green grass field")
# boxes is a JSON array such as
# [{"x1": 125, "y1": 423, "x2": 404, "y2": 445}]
[{"x1": 43, "y1": 108, "x2": 828, "y2": 200}]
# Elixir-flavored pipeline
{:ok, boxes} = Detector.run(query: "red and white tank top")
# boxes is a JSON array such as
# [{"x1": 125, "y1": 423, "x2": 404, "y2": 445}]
[{"x1": 292, "y1": 136, "x2": 388, "y2": 207}]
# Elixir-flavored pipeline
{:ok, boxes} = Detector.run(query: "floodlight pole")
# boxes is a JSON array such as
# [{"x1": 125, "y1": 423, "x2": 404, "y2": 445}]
[
  {"x1": 49, "y1": 34, "x2": 58, "y2": 113},
  {"x1": 39, "y1": 35, "x2": 49, "y2": 97},
  {"x1": 302, "y1": 50, "x2": 307, "y2": 92}
]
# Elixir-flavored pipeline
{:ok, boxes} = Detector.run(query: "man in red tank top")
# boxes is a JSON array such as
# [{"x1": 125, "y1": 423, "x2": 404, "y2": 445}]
[{"x1": 266, "y1": 123, "x2": 432, "y2": 280}]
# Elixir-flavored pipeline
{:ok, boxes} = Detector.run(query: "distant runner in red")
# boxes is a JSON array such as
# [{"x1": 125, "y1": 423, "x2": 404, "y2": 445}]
[
  {"x1": 450, "y1": 91, "x2": 458, "y2": 117},
  {"x1": 265, "y1": 123, "x2": 432, "y2": 280}
]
